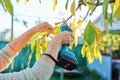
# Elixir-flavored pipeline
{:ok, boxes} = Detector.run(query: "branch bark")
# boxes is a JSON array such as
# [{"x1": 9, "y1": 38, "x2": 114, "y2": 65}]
[{"x1": 87, "y1": 0, "x2": 115, "y2": 6}]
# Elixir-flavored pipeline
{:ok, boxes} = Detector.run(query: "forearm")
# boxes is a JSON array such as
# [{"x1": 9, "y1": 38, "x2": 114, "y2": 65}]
[
  {"x1": 9, "y1": 26, "x2": 37, "y2": 52},
  {"x1": 8, "y1": 22, "x2": 53, "y2": 52},
  {"x1": 0, "y1": 45, "x2": 17, "y2": 72},
  {"x1": 0, "y1": 26, "x2": 38, "y2": 72},
  {"x1": 41, "y1": 37, "x2": 61, "y2": 67}
]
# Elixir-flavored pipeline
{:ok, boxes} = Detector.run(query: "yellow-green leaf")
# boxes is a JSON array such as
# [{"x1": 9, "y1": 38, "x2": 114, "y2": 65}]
[
  {"x1": 38, "y1": 0, "x2": 42, "y2": 3},
  {"x1": 55, "y1": 21, "x2": 64, "y2": 25},
  {"x1": 52, "y1": 0, "x2": 57, "y2": 11},
  {"x1": 81, "y1": 44, "x2": 86, "y2": 57},
  {"x1": 103, "y1": 0, "x2": 109, "y2": 19},
  {"x1": 96, "y1": 48, "x2": 102, "y2": 63},
  {"x1": 41, "y1": 38, "x2": 47, "y2": 53},
  {"x1": 65, "y1": 0, "x2": 69, "y2": 10},
  {"x1": 94, "y1": 24, "x2": 101, "y2": 43},
  {"x1": 70, "y1": 18, "x2": 76, "y2": 32},
  {"x1": 77, "y1": 19, "x2": 82, "y2": 28},
  {"x1": 53, "y1": 26, "x2": 60, "y2": 34},
  {"x1": 3, "y1": 0, "x2": 13, "y2": 15},
  {"x1": 86, "y1": 46, "x2": 94, "y2": 64},
  {"x1": 32, "y1": 32, "x2": 48, "y2": 38},
  {"x1": 87, "y1": 50, "x2": 94, "y2": 64},
  {"x1": 93, "y1": 44, "x2": 97, "y2": 58},
  {"x1": 24, "y1": 0, "x2": 29, "y2": 4},
  {"x1": 109, "y1": 3, "x2": 114, "y2": 26},
  {"x1": 36, "y1": 38, "x2": 41, "y2": 60},
  {"x1": 0, "y1": 0, "x2": 6, "y2": 12},
  {"x1": 99, "y1": 0, "x2": 103, "y2": 3},
  {"x1": 16, "y1": 0, "x2": 20, "y2": 2},
  {"x1": 113, "y1": 0, "x2": 120, "y2": 21},
  {"x1": 69, "y1": 42, "x2": 73, "y2": 49},
  {"x1": 84, "y1": 21, "x2": 95, "y2": 46},
  {"x1": 83, "y1": 0, "x2": 87, "y2": 4},
  {"x1": 70, "y1": 0, "x2": 75, "y2": 16},
  {"x1": 88, "y1": 0, "x2": 95, "y2": 11},
  {"x1": 74, "y1": 33, "x2": 78, "y2": 47}
]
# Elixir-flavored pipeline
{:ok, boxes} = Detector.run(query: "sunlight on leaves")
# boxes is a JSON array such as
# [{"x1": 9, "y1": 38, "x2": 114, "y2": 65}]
[
  {"x1": 52, "y1": 0, "x2": 57, "y2": 11},
  {"x1": 70, "y1": 0, "x2": 75, "y2": 16},
  {"x1": 77, "y1": 18, "x2": 82, "y2": 28},
  {"x1": 94, "y1": 24, "x2": 101, "y2": 43},
  {"x1": 36, "y1": 38, "x2": 41, "y2": 60},
  {"x1": 81, "y1": 21, "x2": 102, "y2": 64},
  {"x1": 88, "y1": 0, "x2": 95, "y2": 11},
  {"x1": 53, "y1": 26, "x2": 60, "y2": 34},
  {"x1": 113, "y1": 0, "x2": 120, "y2": 21},
  {"x1": 70, "y1": 18, "x2": 78, "y2": 47},
  {"x1": 24, "y1": 0, "x2": 29, "y2": 4},
  {"x1": 81, "y1": 43, "x2": 87, "y2": 57}
]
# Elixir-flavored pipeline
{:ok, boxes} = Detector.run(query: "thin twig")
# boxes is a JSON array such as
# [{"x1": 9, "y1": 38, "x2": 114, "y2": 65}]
[
  {"x1": 65, "y1": 0, "x2": 115, "y2": 23},
  {"x1": 90, "y1": 0, "x2": 99, "y2": 15},
  {"x1": 82, "y1": 9, "x2": 90, "y2": 22},
  {"x1": 89, "y1": 5, "x2": 97, "y2": 15},
  {"x1": 65, "y1": 2, "x2": 83, "y2": 22},
  {"x1": 87, "y1": 0, "x2": 115, "y2": 6}
]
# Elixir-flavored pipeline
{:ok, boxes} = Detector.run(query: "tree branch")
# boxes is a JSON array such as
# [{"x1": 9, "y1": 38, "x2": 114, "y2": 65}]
[
  {"x1": 90, "y1": 0, "x2": 99, "y2": 15},
  {"x1": 66, "y1": 1, "x2": 83, "y2": 22},
  {"x1": 82, "y1": 9, "x2": 90, "y2": 22},
  {"x1": 65, "y1": 0, "x2": 115, "y2": 23},
  {"x1": 87, "y1": 0, "x2": 115, "y2": 6}
]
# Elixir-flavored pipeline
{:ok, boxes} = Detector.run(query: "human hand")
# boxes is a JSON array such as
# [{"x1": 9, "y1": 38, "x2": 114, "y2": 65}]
[
  {"x1": 35, "y1": 22, "x2": 54, "y2": 34},
  {"x1": 41, "y1": 31, "x2": 73, "y2": 67},
  {"x1": 45, "y1": 31, "x2": 73, "y2": 58},
  {"x1": 52, "y1": 31, "x2": 73, "y2": 45}
]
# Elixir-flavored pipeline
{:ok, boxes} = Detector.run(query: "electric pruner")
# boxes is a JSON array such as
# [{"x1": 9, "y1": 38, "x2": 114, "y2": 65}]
[{"x1": 56, "y1": 25, "x2": 78, "y2": 70}]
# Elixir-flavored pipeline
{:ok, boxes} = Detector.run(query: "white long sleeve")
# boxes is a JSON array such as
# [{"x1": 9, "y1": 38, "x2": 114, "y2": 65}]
[
  {"x1": 0, "y1": 44, "x2": 18, "y2": 72},
  {"x1": 0, "y1": 44, "x2": 54, "y2": 80},
  {"x1": 0, "y1": 58, "x2": 54, "y2": 80}
]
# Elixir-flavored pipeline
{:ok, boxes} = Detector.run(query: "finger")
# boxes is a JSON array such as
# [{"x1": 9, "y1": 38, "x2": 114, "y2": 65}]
[
  {"x1": 46, "y1": 25, "x2": 54, "y2": 34},
  {"x1": 64, "y1": 31, "x2": 72, "y2": 36},
  {"x1": 47, "y1": 30, "x2": 54, "y2": 34},
  {"x1": 68, "y1": 40, "x2": 72, "y2": 46}
]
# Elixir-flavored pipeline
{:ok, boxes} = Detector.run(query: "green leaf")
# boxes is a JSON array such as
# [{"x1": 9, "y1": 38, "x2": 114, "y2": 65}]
[
  {"x1": 16, "y1": 0, "x2": 20, "y2": 3},
  {"x1": 3, "y1": 0, "x2": 13, "y2": 15},
  {"x1": 109, "y1": 13, "x2": 113, "y2": 27},
  {"x1": 103, "y1": 0, "x2": 109, "y2": 19},
  {"x1": 65, "y1": 0, "x2": 69, "y2": 10},
  {"x1": 109, "y1": 3, "x2": 114, "y2": 27},
  {"x1": 0, "y1": 0, "x2": 6, "y2": 12},
  {"x1": 84, "y1": 21, "x2": 95, "y2": 46},
  {"x1": 55, "y1": 21, "x2": 64, "y2": 25}
]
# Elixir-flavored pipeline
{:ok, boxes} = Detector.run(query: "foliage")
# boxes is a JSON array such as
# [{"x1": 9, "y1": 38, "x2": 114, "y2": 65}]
[
  {"x1": 101, "y1": 31, "x2": 120, "y2": 56},
  {"x1": 0, "y1": 0, "x2": 13, "y2": 15},
  {"x1": 1, "y1": 0, "x2": 120, "y2": 64}
]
